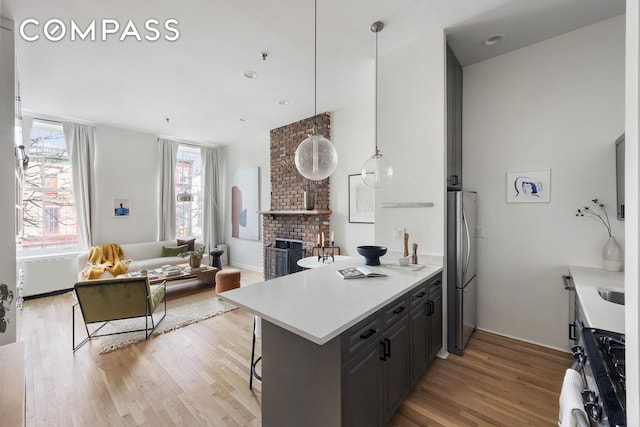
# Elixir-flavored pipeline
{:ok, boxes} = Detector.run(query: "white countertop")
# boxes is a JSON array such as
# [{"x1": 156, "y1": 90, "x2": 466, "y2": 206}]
[
  {"x1": 219, "y1": 258, "x2": 442, "y2": 345},
  {"x1": 569, "y1": 266, "x2": 624, "y2": 334}
]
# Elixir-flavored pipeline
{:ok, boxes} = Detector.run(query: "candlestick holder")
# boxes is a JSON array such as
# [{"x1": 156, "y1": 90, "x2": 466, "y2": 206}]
[{"x1": 317, "y1": 242, "x2": 336, "y2": 263}]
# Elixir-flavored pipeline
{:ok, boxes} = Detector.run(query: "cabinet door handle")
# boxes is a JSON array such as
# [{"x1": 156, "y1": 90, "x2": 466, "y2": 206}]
[
  {"x1": 562, "y1": 275, "x2": 575, "y2": 291},
  {"x1": 414, "y1": 291, "x2": 426, "y2": 299},
  {"x1": 384, "y1": 338, "x2": 391, "y2": 358},
  {"x1": 452, "y1": 175, "x2": 459, "y2": 186},
  {"x1": 379, "y1": 341, "x2": 387, "y2": 361},
  {"x1": 360, "y1": 328, "x2": 376, "y2": 340},
  {"x1": 393, "y1": 306, "x2": 405, "y2": 315},
  {"x1": 426, "y1": 301, "x2": 433, "y2": 316},
  {"x1": 569, "y1": 323, "x2": 576, "y2": 341}
]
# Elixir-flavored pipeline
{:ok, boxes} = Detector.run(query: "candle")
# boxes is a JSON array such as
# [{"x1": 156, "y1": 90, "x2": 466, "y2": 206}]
[
  {"x1": 331, "y1": 230, "x2": 334, "y2": 242},
  {"x1": 317, "y1": 233, "x2": 320, "y2": 245},
  {"x1": 322, "y1": 232, "x2": 325, "y2": 247}
]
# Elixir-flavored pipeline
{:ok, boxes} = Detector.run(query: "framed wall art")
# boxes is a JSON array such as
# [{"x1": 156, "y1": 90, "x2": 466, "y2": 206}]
[
  {"x1": 232, "y1": 167, "x2": 260, "y2": 240},
  {"x1": 349, "y1": 174, "x2": 374, "y2": 223},
  {"x1": 114, "y1": 198, "x2": 130, "y2": 216},
  {"x1": 506, "y1": 169, "x2": 551, "y2": 203}
]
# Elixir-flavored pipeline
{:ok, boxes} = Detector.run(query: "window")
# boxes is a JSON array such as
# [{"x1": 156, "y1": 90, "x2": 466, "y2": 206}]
[
  {"x1": 18, "y1": 120, "x2": 78, "y2": 252},
  {"x1": 175, "y1": 145, "x2": 202, "y2": 239}
]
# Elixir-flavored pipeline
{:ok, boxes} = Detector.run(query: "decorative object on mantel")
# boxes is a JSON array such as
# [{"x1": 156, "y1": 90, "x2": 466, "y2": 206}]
[
  {"x1": 381, "y1": 202, "x2": 434, "y2": 208},
  {"x1": 348, "y1": 174, "x2": 374, "y2": 223},
  {"x1": 361, "y1": 21, "x2": 393, "y2": 189},
  {"x1": 294, "y1": 0, "x2": 338, "y2": 181},
  {"x1": 282, "y1": 157, "x2": 319, "y2": 210},
  {"x1": 576, "y1": 198, "x2": 623, "y2": 272}
]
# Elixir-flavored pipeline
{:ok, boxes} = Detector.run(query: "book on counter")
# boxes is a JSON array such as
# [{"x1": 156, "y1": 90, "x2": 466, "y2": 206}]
[{"x1": 337, "y1": 266, "x2": 387, "y2": 279}]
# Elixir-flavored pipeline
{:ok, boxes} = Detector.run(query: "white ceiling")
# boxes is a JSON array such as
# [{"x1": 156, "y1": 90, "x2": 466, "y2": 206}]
[{"x1": 3, "y1": 0, "x2": 625, "y2": 146}]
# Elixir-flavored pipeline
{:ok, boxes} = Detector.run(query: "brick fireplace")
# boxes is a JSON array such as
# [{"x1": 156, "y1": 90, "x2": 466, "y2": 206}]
[{"x1": 261, "y1": 114, "x2": 332, "y2": 277}]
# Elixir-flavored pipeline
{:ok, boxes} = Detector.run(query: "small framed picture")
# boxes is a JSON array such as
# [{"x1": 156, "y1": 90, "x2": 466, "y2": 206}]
[
  {"x1": 349, "y1": 174, "x2": 374, "y2": 223},
  {"x1": 506, "y1": 169, "x2": 551, "y2": 203},
  {"x1": 114, "y1": 198, "x2": 130, "y2": 216}
]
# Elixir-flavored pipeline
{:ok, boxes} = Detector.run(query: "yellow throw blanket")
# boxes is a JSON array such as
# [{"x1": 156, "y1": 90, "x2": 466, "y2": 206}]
[{"x1": 82, "y1": 243, "x2": 131, "y2": 280}]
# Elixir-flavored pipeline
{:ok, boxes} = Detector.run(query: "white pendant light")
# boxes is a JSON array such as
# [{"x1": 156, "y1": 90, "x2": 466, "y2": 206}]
[
  {"x1": 294, "y1": 0, "x2": 338, "y2": 181},
  {"x1": 361, "y1": 21, "x2": 393, "y2": 188}
]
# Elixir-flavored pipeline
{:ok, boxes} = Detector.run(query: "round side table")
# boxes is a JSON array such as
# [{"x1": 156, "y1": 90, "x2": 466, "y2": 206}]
[{"x1": 210, "y1": 248, "x2": 225, "y2": 270}]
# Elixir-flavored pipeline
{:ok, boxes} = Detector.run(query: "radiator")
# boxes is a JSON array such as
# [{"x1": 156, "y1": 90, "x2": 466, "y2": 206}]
[{"x1": 18, "y1": 255, "x2": 78, "y2": 297}]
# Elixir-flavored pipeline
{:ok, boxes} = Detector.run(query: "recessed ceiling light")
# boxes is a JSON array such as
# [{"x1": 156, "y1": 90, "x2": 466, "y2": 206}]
[
  {"x1": 240, "y1": 118, "x2": 248, "y2": 122},
  {"x1": 278, "y1": 99, "x2": 289, "y2": 106},
  {"x1": 483, "y1": 34, "x2": 505, "y2": 46},
  {"x1": 244, "y1": 71, "x2": 258, "y2": 79}
]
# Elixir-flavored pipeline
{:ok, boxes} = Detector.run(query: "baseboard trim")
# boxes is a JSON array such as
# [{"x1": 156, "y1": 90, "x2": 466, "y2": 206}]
[
  {"x1": 476, "y1": 327, "x2": 570, "y2": 354},
  {"x1": 23, "y1": 288, "x2": 73, "y2": 301}
]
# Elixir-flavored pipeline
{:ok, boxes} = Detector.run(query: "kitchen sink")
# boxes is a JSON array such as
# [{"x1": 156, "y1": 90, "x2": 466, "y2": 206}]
[{"x1": 597, "y1": 289, "x2": 625, "y2": 305}]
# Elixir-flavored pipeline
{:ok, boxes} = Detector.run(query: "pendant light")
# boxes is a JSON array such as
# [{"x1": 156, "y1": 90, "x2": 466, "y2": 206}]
[
  {"x1": 361, "y1": 21, "x2": 393, "y2": 188},
  {"x1": 294, "y1": 0, "x2": 338, "y2": 181}
]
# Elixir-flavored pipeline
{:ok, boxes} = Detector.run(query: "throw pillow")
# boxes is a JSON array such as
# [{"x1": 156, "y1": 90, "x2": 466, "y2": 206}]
[
  {"x1": 177, "y1": 238, "x2": 196, "y2": 252},
  {"x1": 162, "y1": 244, "x2": 188, "y2": 257}
]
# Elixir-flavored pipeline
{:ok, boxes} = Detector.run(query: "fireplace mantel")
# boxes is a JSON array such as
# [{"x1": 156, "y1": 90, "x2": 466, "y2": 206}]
[{"x1": 259, "y1": 210, "x2": 332, "y2": 216}]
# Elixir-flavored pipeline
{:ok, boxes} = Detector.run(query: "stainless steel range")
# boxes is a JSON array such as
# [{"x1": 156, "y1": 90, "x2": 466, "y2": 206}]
[{"x1": 569, "y1": 328, "x2": 626, "y2": 426}]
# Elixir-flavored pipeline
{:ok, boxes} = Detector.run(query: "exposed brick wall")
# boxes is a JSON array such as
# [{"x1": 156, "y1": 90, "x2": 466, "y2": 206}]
[{"x1": 263, "y1": 114, "x2": 332, "y2": 272}]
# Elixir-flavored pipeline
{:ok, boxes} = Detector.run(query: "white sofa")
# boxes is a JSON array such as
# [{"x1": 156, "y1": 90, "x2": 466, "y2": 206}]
[{"x1": 76, "y1": 240, "x2": 209, "y2": 280}]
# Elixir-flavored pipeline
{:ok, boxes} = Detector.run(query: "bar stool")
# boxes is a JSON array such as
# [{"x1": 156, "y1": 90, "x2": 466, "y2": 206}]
[{"x1": 250, "y1": 316, "x2": 262, "y2": 389}]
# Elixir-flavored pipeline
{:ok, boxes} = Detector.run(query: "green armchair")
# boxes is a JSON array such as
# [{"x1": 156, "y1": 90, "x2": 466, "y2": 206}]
[{"x1": 72, "y1": 276, "x2": 166, "y2": 351}]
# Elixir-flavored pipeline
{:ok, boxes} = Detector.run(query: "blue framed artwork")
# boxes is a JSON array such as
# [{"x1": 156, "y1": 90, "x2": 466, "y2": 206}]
[{"x1": 506, "y1": 169, "x2": 550, "y2": 203}]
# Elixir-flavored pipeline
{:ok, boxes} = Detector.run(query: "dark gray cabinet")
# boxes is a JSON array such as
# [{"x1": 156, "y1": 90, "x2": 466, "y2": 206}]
[
  {"x1": 342, "y1": 273, "x2": 443, "y2": 426},
  {"x1": 447, "y1": 44, "x2": 463, "y2": 190},
  {"x1": 342, "y1": 295, "x2": 410, "y2": 427},
  {"x1": 343, "y1": 342, "x2": 383, "y2": 427},
  {"x1": 409, "y1": 272, "x2": 443, "y2": 385},
  {"x1": 427, "y1": 275, "x2": 443, "y2": 363}
]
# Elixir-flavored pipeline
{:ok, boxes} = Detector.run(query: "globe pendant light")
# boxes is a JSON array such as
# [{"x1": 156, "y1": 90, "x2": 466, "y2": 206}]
[
  {"x1": 361, "y1": 21, "x2": 393, "y2": 188},
  {"x1": 294, "y1": 0, "x2": 338, "y2": 181}
]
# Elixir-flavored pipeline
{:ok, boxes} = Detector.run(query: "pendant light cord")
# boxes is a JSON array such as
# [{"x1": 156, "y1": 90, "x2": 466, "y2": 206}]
[
  {"x1": 374, "y1": 27, "x2": 378, "y2": 154},
  {"x1": 313, "y1": 0, "x2": 318, "y2": 132}
]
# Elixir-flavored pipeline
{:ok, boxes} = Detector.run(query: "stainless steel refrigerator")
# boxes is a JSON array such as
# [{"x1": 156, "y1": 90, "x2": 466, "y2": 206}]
[{"x1": 447, "y1": 190, "x2": 477, "y2": 355}]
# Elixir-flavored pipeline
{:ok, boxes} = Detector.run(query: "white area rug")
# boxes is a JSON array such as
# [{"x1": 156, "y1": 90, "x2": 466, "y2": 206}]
[{"x1": 94, "y1": 295, "x2": 237, "y2": 354}]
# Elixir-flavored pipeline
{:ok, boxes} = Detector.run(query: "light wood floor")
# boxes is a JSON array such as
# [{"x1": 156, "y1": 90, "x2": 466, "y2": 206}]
[{"x1": 18, "y1": 267, "x2": 572, "y2": 426}]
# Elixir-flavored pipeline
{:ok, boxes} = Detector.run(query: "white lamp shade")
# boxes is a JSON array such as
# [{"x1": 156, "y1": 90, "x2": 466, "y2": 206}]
[
  {"x1": 294, "y1": 133, "x2": 338, "y2": 181},
  {"x1": 361, "y1": 153, "x2": 393, "y2": 188}
]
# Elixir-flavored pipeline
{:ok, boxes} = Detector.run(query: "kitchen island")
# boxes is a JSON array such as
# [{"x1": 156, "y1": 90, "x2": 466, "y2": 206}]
[{"x1": 219, "y1": 258, "x2": 442, "y2": 427}]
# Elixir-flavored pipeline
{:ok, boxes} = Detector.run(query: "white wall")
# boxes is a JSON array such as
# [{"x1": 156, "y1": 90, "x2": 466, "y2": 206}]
[
  {"x1": 624, "y1": 1, "x2": 639, "y2": 424},
  {"x1": 223, "y1": 134, "x2": 270, "y2": 271},
  {"x1": 0, "y1": 15, "x2": 16, "y2": 344},
  {"x1": 374, "y1": 31, "x2": 446, "y2": 259},
  {"x1": 464, "y1": 16, "x2": 625, "y2": 350},
  {"x1": 330, "y1": 99, "x2": 375, "y2": 255},
  {"x1": 91, "y1": 124, "x2": 160, "y2": 245}
]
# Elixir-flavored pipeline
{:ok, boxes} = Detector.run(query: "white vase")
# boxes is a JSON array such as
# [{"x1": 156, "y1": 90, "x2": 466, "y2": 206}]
[{"x1": 603, "y1": 236, "x2": 623, "y2": 272}]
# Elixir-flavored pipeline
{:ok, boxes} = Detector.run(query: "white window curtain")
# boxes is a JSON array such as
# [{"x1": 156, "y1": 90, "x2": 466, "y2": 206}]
[
  {"x1": 63, "y1": 122, "x2": 96, "y2": 249},
  {"x1": 159, "y1": 138, "x2": 178, "y2": 241},
  {"x1": 202, "y1": 146, "x2": 223, "y2": 249}
]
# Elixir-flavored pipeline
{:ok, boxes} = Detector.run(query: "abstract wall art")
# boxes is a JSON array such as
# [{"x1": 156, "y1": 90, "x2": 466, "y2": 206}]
[
  {"x1": 349, "y1": 174, "x2": 375, "y2": 223},
  {"x1": 506, "y1": 169, "x2": 551, "y2": 203},
  {"x1": 232, "y1": 167, "x2": 260, "y2": 240}
]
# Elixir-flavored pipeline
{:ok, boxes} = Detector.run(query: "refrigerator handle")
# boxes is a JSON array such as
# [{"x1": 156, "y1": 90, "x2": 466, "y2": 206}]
[{"x1": 462, "y1": 209, "x2": 471, "y2": 278}]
